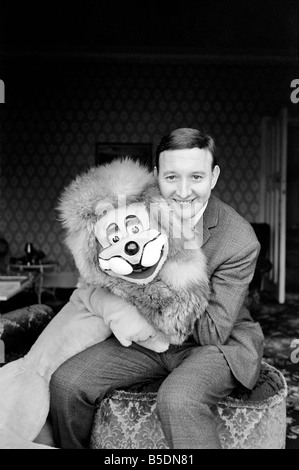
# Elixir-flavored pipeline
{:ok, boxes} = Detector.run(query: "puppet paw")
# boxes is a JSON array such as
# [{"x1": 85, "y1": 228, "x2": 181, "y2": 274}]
[
  {"x1": 135, "y1": 332, "x2": 169, "y2": 353},
  {"x1": 0, "y1": 358, "x2": 50, "y2": 442}
]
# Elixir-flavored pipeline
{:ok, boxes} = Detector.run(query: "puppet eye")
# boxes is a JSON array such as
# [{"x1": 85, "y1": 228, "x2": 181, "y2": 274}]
[
  {"x1": 107, "y1": 223, "x2": 123, "y2": 244},
  {"x1": 126, "y1": 215, "x2": 143, "y2": 235}
]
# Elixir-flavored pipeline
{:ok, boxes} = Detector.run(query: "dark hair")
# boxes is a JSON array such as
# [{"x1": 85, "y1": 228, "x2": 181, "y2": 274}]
[{"x1": 155, "y1": 127, "x2": 217, "y2": 172}]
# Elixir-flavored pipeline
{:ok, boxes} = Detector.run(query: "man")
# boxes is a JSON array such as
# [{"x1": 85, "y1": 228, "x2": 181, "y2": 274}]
[{"x1": 49, "y1": 127, "x2": 264, "y2": 449}]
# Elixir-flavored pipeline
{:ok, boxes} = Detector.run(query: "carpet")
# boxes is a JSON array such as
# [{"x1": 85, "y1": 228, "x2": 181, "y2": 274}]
[{"x1": 249, "y1": 293, "x2": 299, "y2": 449}]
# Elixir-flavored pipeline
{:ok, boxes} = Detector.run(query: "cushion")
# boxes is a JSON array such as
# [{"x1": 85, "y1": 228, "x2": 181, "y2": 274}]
[{"x1": 90, "y1": 362, "x2": 287, "y2": 449}]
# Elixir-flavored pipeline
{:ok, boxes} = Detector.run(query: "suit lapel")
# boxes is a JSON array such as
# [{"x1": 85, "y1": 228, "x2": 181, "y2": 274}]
[{"x1": 195, "y1": 194, "x2": 219, "y2": 247}]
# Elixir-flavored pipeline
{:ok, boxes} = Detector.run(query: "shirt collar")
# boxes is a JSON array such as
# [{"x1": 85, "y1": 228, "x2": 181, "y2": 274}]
[{"x1": 192, "y1": 201, "x2": 208, "y2": 228}]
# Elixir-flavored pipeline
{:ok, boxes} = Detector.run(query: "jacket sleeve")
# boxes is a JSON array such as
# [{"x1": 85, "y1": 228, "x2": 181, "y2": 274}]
[{"x1": 193, "y1": 240, "x2": 260, "y2": 346}]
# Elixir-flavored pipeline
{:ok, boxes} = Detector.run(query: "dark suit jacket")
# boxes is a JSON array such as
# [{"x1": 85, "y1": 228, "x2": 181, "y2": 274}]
[{"x1": 194, "y1": 194, "x2": 264, "y2": 390}]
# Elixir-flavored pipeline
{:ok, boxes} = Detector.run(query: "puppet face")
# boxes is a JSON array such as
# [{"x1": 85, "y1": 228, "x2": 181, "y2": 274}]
[{"x1": 95, "y1": 202, "x2": 168, "y2": 283}]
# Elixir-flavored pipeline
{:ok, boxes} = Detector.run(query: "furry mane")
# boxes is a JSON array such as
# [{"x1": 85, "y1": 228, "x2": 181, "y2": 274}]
[
  {"x1": 57, "y1": 158, "x2": 158, "y2": 285},
  {"x1": 58, "y1": 158, "x2": 155, "y2": 229}
]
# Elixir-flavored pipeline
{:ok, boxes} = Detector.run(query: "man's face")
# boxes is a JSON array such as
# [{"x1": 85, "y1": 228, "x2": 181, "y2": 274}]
[{"x1": 156, "y1": 147, "x2": 220, "y2": 220}]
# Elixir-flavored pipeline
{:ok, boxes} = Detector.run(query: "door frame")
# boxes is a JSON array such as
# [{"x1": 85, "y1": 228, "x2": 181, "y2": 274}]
[{"x1": 259, "y1": 107, "x2": 288, "y2": 304}]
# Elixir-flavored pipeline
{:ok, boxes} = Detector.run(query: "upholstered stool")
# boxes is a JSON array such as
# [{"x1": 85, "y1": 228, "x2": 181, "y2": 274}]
[{"x1": 90, "y1": 362, "x2": 287, "y2": 449}]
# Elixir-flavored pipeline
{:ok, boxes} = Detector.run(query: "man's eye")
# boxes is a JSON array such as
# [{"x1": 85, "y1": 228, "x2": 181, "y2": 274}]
[
  {"x1": 166, "y1": 175, "x2": 176, "y2": 181},
  {"x1": 193, "y1": 175, "x2": 203, "y2": 180}
]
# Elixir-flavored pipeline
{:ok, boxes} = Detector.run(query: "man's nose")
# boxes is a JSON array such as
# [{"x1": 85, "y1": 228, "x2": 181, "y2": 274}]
[{"x1": 176, "y1": 180, "x2": 192, "y2": 198}]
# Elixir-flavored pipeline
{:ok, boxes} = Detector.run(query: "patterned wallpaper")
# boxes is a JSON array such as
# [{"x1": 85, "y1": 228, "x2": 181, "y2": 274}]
[{"x1": 0, "y1": 59, "x2": 296, "y2": 271}]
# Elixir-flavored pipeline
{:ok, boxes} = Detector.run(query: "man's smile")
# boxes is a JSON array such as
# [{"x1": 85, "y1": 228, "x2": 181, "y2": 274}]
[{"x1": 172, "y1": 198, "x2": 196, "y2": 205}]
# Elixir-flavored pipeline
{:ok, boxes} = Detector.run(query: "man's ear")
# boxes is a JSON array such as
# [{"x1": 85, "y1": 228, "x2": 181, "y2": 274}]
[
  {"x1": 153, "y1": 166, "x2": 158, "y2": 177},
  {"x1": 211, "y1": 165, "x2": 220, "y2": 189}
]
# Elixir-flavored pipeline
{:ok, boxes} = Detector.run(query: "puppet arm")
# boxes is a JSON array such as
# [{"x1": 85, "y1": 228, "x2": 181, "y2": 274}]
[
  {"x1": 0, "y1": 286, "x2": 168, "y2": 449},
  {"x1": 123, "y1": 280, "x2": 207, "y2": 344},
  {"x1": 121, "y1": 251, "x2": 210, "y2": 345},
  {"x1": 0, "y1": 287, "x2": 111, "y2": 447},
  {"x1": 89, "y1": 287, "x2": 169, "y2": 352}
]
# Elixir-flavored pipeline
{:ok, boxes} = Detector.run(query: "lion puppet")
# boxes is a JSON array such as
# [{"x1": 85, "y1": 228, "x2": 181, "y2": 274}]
[{"x1": 0, "y1": 158, "x2": 210, "y2": 449}]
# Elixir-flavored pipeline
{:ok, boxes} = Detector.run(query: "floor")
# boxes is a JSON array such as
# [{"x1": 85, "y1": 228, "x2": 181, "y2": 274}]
[{"x1": 250, "y1": 292, "x2": 299, "y2": 449}]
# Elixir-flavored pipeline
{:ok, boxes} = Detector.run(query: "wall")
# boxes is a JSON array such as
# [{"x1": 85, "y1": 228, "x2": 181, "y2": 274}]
[{"x1": 0, "y1": 58, "x2": 296, "y2": 271}]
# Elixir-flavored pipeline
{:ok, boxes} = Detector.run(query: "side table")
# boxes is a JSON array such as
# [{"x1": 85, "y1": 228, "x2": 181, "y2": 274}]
[{"x1": 9, "y1": 263, "x2": 58, "y2": 304}]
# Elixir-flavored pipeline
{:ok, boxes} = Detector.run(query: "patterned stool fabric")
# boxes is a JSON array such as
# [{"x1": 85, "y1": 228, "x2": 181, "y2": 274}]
[{"x1": 90, "y1": 362, "x2": 288, "y2": 449}]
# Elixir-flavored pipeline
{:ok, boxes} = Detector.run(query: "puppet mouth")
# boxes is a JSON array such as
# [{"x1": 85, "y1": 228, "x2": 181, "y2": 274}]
[
  {"x1": 103, "y1": 250, "x2": 164, "y2": 281},
  {"x1": 125, "y1": 258, "x2": 162, "y2": 279},
  {"x1": 98, "y1": 232, "x2": 167, "y2": 281}
]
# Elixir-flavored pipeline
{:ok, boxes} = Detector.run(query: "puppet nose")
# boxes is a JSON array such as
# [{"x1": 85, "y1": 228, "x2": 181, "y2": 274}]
[{"x1": 124, "y1": 241, "x2": 140, "y2": 256}]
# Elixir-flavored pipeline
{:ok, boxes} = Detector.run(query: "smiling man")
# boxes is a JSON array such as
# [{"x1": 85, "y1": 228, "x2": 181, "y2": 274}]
[
  {"x1": 154, "y1": 130, "x2": 220, "y2": 243},
  {"x1": 49, "y1": 127, "x2": 264, "y2": 449},
  {"x1": 155, "y1": 143, "x2": 220, "y2": 222}
]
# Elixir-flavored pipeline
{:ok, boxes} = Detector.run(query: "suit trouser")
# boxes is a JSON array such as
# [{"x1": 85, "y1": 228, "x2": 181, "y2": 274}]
[{"x1": 49, "y1": 336, "x2": 237, "y2": 449}]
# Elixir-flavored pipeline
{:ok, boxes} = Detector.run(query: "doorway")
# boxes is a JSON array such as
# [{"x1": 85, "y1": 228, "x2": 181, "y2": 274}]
[{"x1": 260, "y1": 108, "x2": 287, "y2": 303}]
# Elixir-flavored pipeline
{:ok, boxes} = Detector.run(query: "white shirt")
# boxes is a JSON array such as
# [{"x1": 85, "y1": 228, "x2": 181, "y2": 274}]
[
  {"x1": 176, "y1": 201, "x2": 208, "y2": 249},
  {"x1": 192, "y1": 201, "x2": 208, "y2": 229}
]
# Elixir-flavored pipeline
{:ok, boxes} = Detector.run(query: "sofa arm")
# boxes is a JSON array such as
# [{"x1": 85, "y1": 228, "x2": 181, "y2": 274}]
[{"x1": 0, "y1": 304, "x2": 55, "y2": 362}]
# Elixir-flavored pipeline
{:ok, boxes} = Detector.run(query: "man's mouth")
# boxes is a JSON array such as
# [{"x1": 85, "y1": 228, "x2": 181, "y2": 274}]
[{"x1": 173, "y1": 198, "x2": 195, "y2": 205}]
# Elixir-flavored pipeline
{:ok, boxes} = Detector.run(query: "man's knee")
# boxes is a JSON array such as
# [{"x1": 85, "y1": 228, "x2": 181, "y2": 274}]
[
  {"x1": 157, "y1": 376, "x2": 220, "y2": 417},
  {"x1": 157, "y1": 381, "x2": 203, "y2": 414}
]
